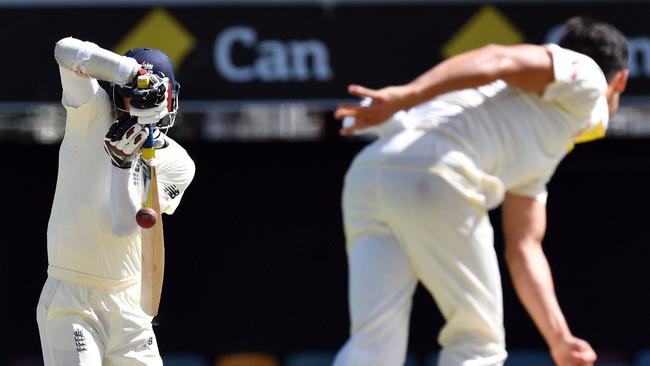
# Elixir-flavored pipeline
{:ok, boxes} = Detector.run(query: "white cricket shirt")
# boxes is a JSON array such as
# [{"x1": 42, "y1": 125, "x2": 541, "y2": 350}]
[
  {"x1": 47, "y1": 77, "x2": 195, "y2": 283},
  {"x1": 355, "y1": 44, "x2": 609, "y2": 208}
]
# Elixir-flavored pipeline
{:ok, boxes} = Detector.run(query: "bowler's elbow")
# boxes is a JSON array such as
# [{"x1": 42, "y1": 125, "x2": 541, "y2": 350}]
[
  {"x1": 491, "y1": 44, "x2": 554, "y2": 94},
  {"x1": 471, "y1": 44, "x2": 514, "y2": 80},
  {"x1": 504, "y1": 238, "x2": 543, "y2": 269}
]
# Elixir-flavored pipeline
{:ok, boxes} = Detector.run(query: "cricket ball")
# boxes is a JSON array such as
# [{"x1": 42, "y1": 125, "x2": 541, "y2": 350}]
[{"x1": 136, "y1": 207, "x2": 157, "y2": 229}]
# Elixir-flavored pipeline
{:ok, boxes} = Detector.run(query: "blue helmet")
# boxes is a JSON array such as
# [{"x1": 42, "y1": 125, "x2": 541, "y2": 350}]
[{"x1": 111, "y1": 48, "x2": 181, "y2": 130}]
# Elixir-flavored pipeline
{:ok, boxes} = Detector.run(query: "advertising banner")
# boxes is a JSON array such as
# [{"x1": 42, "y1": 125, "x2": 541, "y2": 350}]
[{"x1": 5, "y1": 1, "x2": 650, "y2": 102}]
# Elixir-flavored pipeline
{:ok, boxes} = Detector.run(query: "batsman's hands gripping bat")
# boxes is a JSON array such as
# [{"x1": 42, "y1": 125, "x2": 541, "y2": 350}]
[
  {"x1": 134, "y1": 71, "x2": 167, "y2": 317},
  {"x1": 103, "y1": 115, "x2": 148, "y2": 169},
  {"x1": 129, "y1": 72, "x2": 170, "y2": 125}
]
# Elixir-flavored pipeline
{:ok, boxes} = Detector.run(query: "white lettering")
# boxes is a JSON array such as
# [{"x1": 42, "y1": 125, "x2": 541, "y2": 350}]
[
  {"x1": 627, "y1": 38, "x2": 650, "y2": 77},
  {"x1": 214, "y1": 26, "x2": 256, "y2": 82},
  {"x1": 256, "y1": 40, "x2": 290, "y2": 81},
  {"x1": 289, "y1": 40, "x2": 333, "y2": 81},
  {"x1": 214, "y1": 26, "x2": 334, "y2": 83}
]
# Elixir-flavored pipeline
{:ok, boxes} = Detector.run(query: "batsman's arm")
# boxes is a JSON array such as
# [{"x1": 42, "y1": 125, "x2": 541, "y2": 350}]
[
  {"x1": 502, "y1": 193, "x2": 596, "y2": 366},
  {"x1": 54, "y1": 37, "x2": 139, "y2": 109},
  {"x1": 54, "y1": 37, "x2": 140, "y2": 85},
  {"x1": 57, "y1": 66, "x2": 99, "y2": 108},
  {"x1": 154, "y1": 143, "x2": 196, "y2": 215}
]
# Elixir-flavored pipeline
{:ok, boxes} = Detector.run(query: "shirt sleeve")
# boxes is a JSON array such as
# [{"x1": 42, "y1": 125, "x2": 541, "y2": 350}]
[
  {"x1": 155, "y1": 138, "x2": 196, "y2": 215},
  {"x1": 59, "y1": 65, "x2": 100, "y2": 108},
  {"x1": 109, "y1": 139, "x2": 194, "y2": 235},
  {"x1": 507, "y1": 178, "x2": 549, "y2": 204},
  {"x1": 542, "y1": 44, "x2": 610, "y2": 144},
  {"x1": 506, "y1": 163, "x2": 558, "y2": 204},
  {"x1": 543, "y1": 44, "x2": 608, "y2": 107}
]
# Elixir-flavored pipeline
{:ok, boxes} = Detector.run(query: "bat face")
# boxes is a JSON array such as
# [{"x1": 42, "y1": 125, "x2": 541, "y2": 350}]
[
  {"x1": 136, "y1": 76, "x2": 165, "y2": 317},
  {"x1": 140, "y1": 161, "x2": 153, "y2": 207},
  {"x1": 139, "y1": 154, "x2": 165, "y2": 316}
]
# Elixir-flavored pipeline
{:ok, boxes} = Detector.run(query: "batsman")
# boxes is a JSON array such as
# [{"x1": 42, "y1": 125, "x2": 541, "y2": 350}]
[{"x1": 37, "y1": 37, "x2": 195, "y2": 365}]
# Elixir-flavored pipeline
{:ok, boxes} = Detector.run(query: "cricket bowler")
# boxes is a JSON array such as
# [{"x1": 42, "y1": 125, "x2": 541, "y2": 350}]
[{"x1": 333, "y1": 16, "x2": 628, "y2": 366}]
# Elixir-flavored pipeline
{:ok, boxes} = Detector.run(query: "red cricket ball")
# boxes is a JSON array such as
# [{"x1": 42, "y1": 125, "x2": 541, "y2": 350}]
[{"x1": 136, "y1": 207, "x2": 157, "y2": 229}]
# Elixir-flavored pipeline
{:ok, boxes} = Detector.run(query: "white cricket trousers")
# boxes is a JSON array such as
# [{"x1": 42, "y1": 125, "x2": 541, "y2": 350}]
[
  {"x1": 333, "y1": 160, "x2": 506, "y2": 366},
  {"x1": 37, "y1": 270, "x2": 162, "y2": 366}
]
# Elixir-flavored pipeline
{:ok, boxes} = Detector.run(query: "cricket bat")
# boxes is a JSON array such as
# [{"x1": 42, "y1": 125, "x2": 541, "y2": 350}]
[{"x1": 136, "y1": 73, "x2": 165, "y2": 316}]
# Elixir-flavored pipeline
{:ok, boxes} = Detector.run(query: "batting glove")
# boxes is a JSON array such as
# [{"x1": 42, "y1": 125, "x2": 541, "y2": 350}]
[
  {"x1": 129, "y1": 74, "x2": 169, "y2": 125},
  {"x1": 103, "y1": 115, "x2": 148, "y2": 169}
]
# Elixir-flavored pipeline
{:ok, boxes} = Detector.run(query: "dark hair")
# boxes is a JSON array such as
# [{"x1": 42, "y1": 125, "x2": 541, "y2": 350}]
[{"x1": 559, "y1": 16, "x2": 629, "y2": 79}]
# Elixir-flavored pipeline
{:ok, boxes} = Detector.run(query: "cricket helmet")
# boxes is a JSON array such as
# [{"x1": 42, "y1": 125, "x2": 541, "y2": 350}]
[{"x1": 111, "y1": 48, "x2": 181, "y2": 130}]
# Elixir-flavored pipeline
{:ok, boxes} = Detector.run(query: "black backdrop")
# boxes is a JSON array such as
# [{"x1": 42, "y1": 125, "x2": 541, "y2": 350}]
[
  {"x1": 2, "y1": 136, "x2": 650, "y2": 363},
  {"x1": 3, "y1": 0, "x2": 650, "y2": 363}
]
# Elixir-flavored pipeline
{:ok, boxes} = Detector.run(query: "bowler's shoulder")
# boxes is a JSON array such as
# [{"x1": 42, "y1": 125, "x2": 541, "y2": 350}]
[{"x1": 545, "y1": 44, "x2": 607, "y2": 90}]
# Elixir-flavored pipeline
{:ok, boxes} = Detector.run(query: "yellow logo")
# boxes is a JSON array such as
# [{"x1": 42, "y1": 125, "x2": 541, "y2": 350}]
[
  {"x1": 113, "y1": 8, "x2": 196, "y2": 71},
  {"x1": 442, "y1": 5, "x2": 524, "y2": 58}
]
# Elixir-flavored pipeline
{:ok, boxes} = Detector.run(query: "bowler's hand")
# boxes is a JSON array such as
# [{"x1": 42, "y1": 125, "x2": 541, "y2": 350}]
[
  {"x1": 550, "y1": 336, "x2": 597, "y2": 366},
  {"x1": 335, "y1": 84, "x2": 412, "y2": 136}
]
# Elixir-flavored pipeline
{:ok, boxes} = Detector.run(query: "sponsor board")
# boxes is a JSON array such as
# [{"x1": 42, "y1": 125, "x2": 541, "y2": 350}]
[{"x1": 5, "y1": 2, "x2": 650, "y2": 101}]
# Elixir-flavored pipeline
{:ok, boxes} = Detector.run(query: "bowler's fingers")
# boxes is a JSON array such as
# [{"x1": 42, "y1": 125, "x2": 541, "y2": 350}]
[
  {"x1": 335, "y1": 105, "x2": 373, "y2": 135},
  {"x1": 576, "y1": 340, "x2": 596, "y2": 360},
  {"x1": 339, "y1": 127, "x2": 355, "y2": 136},
  {"x1": 570, "y1": 350, "x2": 596, "y2": 364},
  {"x1": 334, "y1": 105, "x2": 362, "y2": 120},
  {"x1": 570, "y1": 341, "x2": 596, "y2": 366},
  {"x1": 334, "y1": 84, "x2": 380, "y2": 135},
  {"x1": 339, "y1": 118, "x2": 368, "y2": 136},
  {"x1": 348, "y1": 84, "x2": 379, "y2": 100}
]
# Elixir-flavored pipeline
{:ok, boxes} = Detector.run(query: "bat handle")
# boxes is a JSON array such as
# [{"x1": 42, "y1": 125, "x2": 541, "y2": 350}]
[
  {"x1": 141, "y1": 125, "x2": 155, "y2": 157},
  {"x1": 136, "y1": 73, "x2": 150, "y2": 89},
  {"x1": 134, "y1": 70, "x2": 159, "y2": 229},
  {"x1": 140, "y1": 125, "x2": 156, "y2": 212},
  {"x1": 137, "y1": 73, "x2": 156, "y2": 159}
]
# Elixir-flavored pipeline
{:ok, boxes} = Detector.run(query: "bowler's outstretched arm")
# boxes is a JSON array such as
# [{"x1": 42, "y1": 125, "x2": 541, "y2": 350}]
[
  {"x1": 335, "y1": 44, "x2": 554, "y2": 135},
  {"x1": 503, "y1": 193, "x2": 596, "y2": 366}
]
